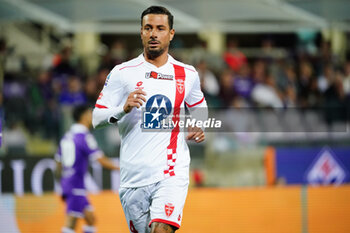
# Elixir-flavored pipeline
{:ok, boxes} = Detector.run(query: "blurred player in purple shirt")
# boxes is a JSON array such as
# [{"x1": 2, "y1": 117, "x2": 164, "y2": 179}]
[{"x1": 55, "y1": 105, "x2": 119, "y2": 233}]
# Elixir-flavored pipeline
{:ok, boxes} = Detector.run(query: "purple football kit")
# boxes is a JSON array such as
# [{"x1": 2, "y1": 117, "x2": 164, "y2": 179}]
[{"x1": 55, "y1": 124, "x2": 103, "y2": 217}]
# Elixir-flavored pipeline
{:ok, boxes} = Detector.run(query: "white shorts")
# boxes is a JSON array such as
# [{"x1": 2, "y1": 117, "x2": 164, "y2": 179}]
[{"x1": 119, "y1": 176, "x2": 189, "y2": 233}]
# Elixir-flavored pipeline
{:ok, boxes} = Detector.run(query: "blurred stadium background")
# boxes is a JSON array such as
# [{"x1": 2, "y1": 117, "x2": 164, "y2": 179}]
[{"x1": 1, "y1": 0, "x2": 350, "y2": 232}]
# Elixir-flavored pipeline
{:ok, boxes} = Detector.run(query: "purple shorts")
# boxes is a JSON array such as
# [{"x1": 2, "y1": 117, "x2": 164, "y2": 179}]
[{"x1": 62, "y1": 194, "x2": 92, "y2": 218}]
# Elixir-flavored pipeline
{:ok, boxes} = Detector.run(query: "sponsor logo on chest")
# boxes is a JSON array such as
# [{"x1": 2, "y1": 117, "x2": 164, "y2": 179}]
[
  {"x1": 145, "y1": 71, "x2": 174, "y2": 80},
  {"x1": 135, "y1": 81, "x2": 144, "y2": 90}
]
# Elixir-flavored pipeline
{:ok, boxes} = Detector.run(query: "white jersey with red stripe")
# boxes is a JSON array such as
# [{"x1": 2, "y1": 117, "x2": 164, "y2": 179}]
[{"x1": 93, "y1": 54, "x2": 207, "y2": 188}]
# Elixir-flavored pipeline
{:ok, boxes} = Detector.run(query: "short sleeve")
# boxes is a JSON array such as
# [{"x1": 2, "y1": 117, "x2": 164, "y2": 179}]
[
  {"x1": 96, "y1": 70, "x2": 126, "y2": 109},
  {"x1": 84, "y1": 134, "x2": 103, "y2": 161},
  {"x1": 93, "y1": 69, "x2": 128, "y2": 127},
  {"x1": 185, "y1": 72, "x2": 206, "y2": 108}
]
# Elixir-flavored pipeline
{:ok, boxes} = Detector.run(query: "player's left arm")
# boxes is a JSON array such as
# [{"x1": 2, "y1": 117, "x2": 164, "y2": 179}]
[
  {"x1": 185, "y1": 70, "x2": 208, "y2": 143},
  {"x1": 84, "y1": 133, "x2": 119, "y2": 170},
  {"x1": 96, "y1": 156, "x2": 120, "y2": 170},
  {"x1": 186, "y1": 125, "x2": 205, "y2": 143}
]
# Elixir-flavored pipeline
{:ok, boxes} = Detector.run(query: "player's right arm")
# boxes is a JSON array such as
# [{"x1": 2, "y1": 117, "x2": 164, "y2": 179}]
[
  {"x1": 92, "y1": 70, "x2": 146, "y2": 128},
  {"x1": 92, "y1": 70, "x2": 126, "y2": 128}
]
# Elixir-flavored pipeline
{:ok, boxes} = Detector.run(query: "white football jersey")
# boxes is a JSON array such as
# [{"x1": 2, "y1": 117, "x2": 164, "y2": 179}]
[{"x1": 93, "y1": 54, "x2": 207, "y2": 188}]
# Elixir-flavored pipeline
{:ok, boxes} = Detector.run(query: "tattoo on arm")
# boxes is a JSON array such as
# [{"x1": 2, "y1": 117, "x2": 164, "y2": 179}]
[
  {"x1": 151, "y1": 222, "x2": 176, "y2": 233},
  {"x1": 162, "y1": 223, "x2": 174, "y2": 232}
]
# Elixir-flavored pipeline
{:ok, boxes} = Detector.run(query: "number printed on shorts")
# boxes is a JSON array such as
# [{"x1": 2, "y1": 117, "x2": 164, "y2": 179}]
[
  {"x1": 61, "y1": 138, "x2": 76, "y2": 167},
  {"x1": 129, "y1": 220, "x2": 138, "y2": 233}
]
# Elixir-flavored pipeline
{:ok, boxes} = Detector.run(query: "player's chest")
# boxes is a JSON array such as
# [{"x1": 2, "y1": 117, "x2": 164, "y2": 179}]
[{"x1": 124, "y1": 68, "x2": 188, "y2": 103}]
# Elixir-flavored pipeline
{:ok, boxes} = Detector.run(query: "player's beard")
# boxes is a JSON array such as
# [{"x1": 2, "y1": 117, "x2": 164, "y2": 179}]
[
  {"x1": 145, "y1": 46, "x2": 165, "y2": 60},
  {"x1": 145, "y1": 39, "x2": 168, "y2": 60}
]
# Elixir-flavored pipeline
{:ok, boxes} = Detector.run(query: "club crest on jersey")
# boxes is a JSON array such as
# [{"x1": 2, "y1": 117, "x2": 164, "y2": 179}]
[
  {"x1": 165, "y1": 203, "x2": 175, "y2": 217},
  {"x1": 176, "y1": 79, "x2": 184, "y2": 94},
  {"x1": 145, "y1": 71, "x2": 173, "y2": 80},
  {"x1": 141, "y1": 94, "x2": 172, "y2": 129}
]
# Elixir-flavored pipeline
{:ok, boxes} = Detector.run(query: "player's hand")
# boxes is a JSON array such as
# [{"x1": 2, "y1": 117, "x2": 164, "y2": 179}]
[
  {"x1": 186, "y1": 126, "x2": 205, "y2": 143},
  {"x1": 123, "y1": 89, "x2": 147, "y2": 113}
]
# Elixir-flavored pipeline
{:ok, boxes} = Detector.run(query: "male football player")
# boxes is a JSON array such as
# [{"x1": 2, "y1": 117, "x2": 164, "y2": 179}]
[
  {"x1": 93, "y1": 6, "x2": 207, "y2": 233},
  {"x1": 56, "y1": 105, "x2": 119, "y2": 233}
]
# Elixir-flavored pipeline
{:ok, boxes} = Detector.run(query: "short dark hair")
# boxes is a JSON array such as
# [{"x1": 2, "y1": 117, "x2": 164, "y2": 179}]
[
  {"x1": 73, "y1": 104, "x2": 91, "y2": 122},
  {"x1": 141, "y1": 6, "x2": 174, "y2": 29}
]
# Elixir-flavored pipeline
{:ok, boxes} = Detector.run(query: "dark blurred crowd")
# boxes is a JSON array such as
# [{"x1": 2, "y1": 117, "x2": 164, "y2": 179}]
[
  {"x1": 2, "y1": 35, "x2": 350, "y2": 147},
  {"x1": 200, "y1": 39, "x2": 349, "y2": 110},
  {"x1": 197, "y1": 38, "x2": 349, "y2": 129}
]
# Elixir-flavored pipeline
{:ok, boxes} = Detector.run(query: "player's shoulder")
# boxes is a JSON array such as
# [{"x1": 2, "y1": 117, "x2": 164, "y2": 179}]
[
  {"x1": 169, "y1": 56, "x2": 197, "y2": 76},
  {"x1": 72, "y1": 130, "x2": 97, "y2": 150},
  {"x1": 68, "y1": 124, "x2": 90, "y2": 139},
  {"x1": 111, "y1": 55, "x2": 144, "y2": 73},
  {"x1": 169, "y1": 56, "x2": 198, "y2": 83}
]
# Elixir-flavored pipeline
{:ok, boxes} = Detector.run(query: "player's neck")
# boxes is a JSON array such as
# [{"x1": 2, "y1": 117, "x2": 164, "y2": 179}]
[
  {"x1": 144, "y1": 50, "x2": 169, "y2": 68},
  {"x1": 78, "y1": 121, "x2": 90, "y2": 130}
]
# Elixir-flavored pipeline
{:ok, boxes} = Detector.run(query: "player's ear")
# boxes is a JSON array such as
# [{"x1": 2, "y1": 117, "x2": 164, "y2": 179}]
[{"x1": 170, "y1": 29, "x2": 175, "y2": 41}]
